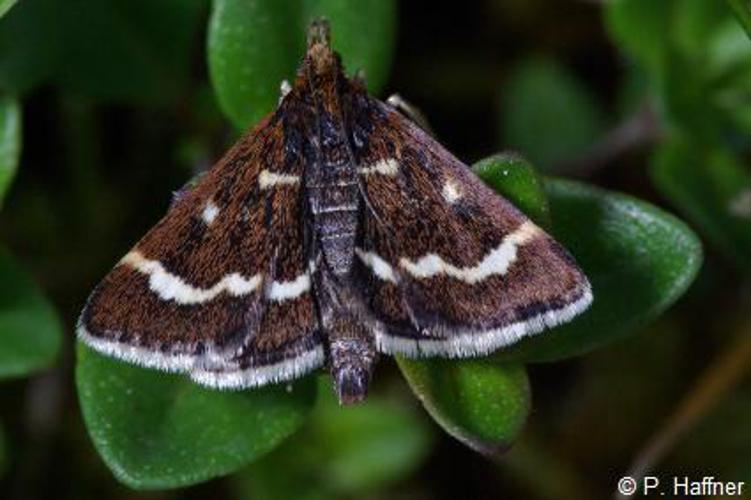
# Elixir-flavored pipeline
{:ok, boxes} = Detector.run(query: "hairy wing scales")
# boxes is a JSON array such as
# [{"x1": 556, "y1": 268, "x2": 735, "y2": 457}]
[
  {"x1": 79, "y1": 103, "x2": 324, "y2": 386},
  {"x1": 353, "y1": 96, "x2": 592, "y2": 357}
]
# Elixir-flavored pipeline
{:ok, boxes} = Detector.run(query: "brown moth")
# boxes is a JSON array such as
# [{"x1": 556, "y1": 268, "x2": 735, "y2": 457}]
[{"x1": 78, "y1": 20, "x2": 592, "y2": 404}]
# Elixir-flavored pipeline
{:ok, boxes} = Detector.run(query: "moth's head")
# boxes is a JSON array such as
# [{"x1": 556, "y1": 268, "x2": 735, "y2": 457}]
[{"x1": 304, "y1": 18, "x2": 342, "y2": 80}]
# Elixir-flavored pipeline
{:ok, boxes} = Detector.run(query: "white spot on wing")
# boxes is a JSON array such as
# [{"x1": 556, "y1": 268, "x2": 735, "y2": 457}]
[
  {"x1": 259, "y1": 169, "x2": 300, "y2": 189},
  {"x1": 120, "y1": 251, "x2": 261, "y2": 304},
  {"x1": 442, "y1": 179, "x2": 462, "y2": 204},
  {"x1": 399, "y1": 221, "x2": 541, "y2": 283},
  {"x1": 201, "y1": 200, "x2": 220, "y2": 225},
  {"x1": 356, "y1": 248, "x2": 398, "y2": 283},
  {"x1": 359, "y1": 158, "x2": 399, "y2": 176},
  {"x1": 279, "y1": 79, "x2": 292, "y2": 103}
]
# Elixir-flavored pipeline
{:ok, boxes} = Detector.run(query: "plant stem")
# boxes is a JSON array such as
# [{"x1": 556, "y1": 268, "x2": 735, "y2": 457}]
[
  {"x1": 502, "y1": 434, "x2": 598, "y2": 500},
  {"x1": 556, "y1": 101, "x2": 661, "y2": 177},
  {"x1": 617, "y1": 326, "x2": 751, "y2": 499}
]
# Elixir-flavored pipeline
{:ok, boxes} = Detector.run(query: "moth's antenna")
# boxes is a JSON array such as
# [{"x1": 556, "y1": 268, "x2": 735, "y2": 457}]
[{"x1": 307, "y1": 18, "x2": 331, "y2": 48}]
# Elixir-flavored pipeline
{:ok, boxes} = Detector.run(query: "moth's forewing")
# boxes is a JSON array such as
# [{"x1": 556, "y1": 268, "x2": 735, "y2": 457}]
[
  {"x1": 79, "y1": 107, "x2": 325, "y2": 388},
  {"x1": 352, "y1": 97, "x2": 592, "y2": 357}
]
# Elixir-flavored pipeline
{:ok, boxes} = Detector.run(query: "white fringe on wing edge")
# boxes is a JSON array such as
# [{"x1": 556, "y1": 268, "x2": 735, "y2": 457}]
[
  {"x1": 76, "y1": 324, "x2": 325, "y2": 389},
  {"x1": 190, "y1": 346, "x2": 324, "y2": 389},
  {"x1": 375, "y1": 284, "x2": 593, "y2": 358}
]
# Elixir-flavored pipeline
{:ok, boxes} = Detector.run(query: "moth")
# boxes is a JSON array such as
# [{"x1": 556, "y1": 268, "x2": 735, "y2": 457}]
[{"x1": 78, "y1": 20, "x2": 592, "y2": 404}]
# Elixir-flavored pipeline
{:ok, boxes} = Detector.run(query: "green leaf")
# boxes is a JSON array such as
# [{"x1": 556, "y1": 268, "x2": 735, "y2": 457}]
[
  {"x1": 0, "y1": 0, "x2": 18, "y2": 18},
  {"x1": 76, "y1": 343, "x2": 317, "y2": 489},
  {"x1": 707, "y1": 17, "x2": 751, "y2": 79},
  {"x1": 661, "y1": 50, "x2": 722, "y2": 138},
  {"x1": 501, "y1": 178, "x2": 703, "y2": 362},
  {"x1": 0, "y1": 0, "x2": 60, "y2": 94},
  {"x1": 0, "y1": 0, "x2": 206, "y2": 102},
  {"x1": 605, "y1": 1, "x2": 726, "y2": 79},
  {"x1": 657, "y1": 4, "x2": 744, "y2": 139},
  {"x1": 207, "y1": 0, "x2": 299, "y2": 131},
  {"x1": 0, "y1": 247, "x2": 62, "y2": 379},
  {"x1": 500, "y1": 57, "x2": 605, "y2": 173},
  {"x1": 238, "y1": 377, "x2": 431, "y2": 499},
  {"x1": 397, "y1": 358, "x2": 530, "y2": 455},
  {"x1": 652, "y1": 139, "x2": 751, "y2": 274},
  {"x1": 300, "y1": 379, "x2": 431, "y2": 492},
  {"x1": 208, "y1": 0, "x2": 396, "y2": 130},
  {"x1": 727, "y1": 0, "x2": 751, "y2": 39},
  {"x1": 56, "y1": 0, "x2": 207, "y2": 104},
  {"x1": 0, "y1": 94, "x2": 20, "y2": 206},
  {"x1": 707, "y1": 20, "x2": 751, "y2": 135},
  {"x1": 472, "y1": 153, "x2": 551, "y2": 229},
  {"x1": 604, "y1": 0, "x2": 671, "y2": 74},
  {"x1": 605, "y1": 1, "x2": 746, "y2": 138},
  {"x1": 671, "y1": 1, "x2": 728, "y2": 56}
]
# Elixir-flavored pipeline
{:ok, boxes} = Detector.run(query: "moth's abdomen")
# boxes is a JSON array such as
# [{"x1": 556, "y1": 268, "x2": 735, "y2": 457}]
[
  {"x1": 327, "y1": 318, "x2": 377, "y2": 404},
  {"x1": 308, "y1": 184, "x2": 360, "y2": 276}
]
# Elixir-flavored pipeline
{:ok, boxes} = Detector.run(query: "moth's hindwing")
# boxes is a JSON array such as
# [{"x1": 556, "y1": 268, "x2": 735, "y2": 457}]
[
  {"x1": 78, "y1": 104, "x2": 324, "y2": 388},
  {"x1": 352, "y1": 97, "x2": 592, "y2": 358}
]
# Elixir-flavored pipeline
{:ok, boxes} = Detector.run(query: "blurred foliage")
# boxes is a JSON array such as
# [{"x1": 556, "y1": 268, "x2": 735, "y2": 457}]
[
  {"x1": 605, "y1": 0, "x2": 751, "y2": 275},
  {"x1": 0, "y1": 0, "x2": 207, "y2": 102},
  {"x1": 236, "y1": 377, "x2": 431, "y2": 499},
  {"x1": 652, "y1": 139, "x2": 751, "y2": 274},
  {"x1": 675, "y1": 378, "x2": 751, "y2": 480},
  {"x1": 0, "y1": 424, "x2": 5, "y2": 477},
  {"x1": 0, "y1": 82, "x2": 61, "y2": 380},
  {"x1": 0, "y1": 1, "x2": 17, "y2": 19},
  {"x1": 0, "y1": 0, "x2": 748, "y2": 499},
  {"x1": 500, "y1": 57, "x2": 606, "y2": 173},
  {"x1": 0, "y1": 248, "x2": 62, "y2": 379},
  {"x1": 727, "y1": 0, "x2": 751, "y2": 38},
  {"x1": 0, "y1": 95, "x2": 19, "y2": 207}
]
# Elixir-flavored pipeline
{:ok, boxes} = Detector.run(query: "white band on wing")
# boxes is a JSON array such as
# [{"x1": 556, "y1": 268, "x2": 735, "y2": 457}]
[
  {"x1": 356, "y1": 248, "x2": 399, "y2": 283},
  {"x1": 399, "y1": 221, "x2": 541, "y2": 283},
  {"x1": 120, "y1": 251, "x2": 261, "y2": 304},
  {"x1": 266, "y1": 273, "x2": 312, "y2": 301}
]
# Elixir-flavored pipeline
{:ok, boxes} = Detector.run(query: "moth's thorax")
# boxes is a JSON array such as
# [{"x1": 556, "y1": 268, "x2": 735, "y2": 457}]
[
  {"x1": 302, "y1": 75, "x2": 360, "y2": 277},
  {"x1": 306, "y1": 43, "x2": 338, "y2": 78}
]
